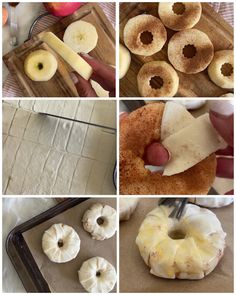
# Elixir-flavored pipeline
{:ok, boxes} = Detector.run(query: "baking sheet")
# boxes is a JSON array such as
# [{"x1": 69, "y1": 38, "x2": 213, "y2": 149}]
[
  {"x1": 120, "y1": 198, "x2": 233, "y2": 292},
  {"x1": 23, "y1": 198, "x2": 117, "y2": 292}
]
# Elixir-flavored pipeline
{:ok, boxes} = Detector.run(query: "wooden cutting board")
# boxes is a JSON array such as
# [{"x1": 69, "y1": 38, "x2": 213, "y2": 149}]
[
  {"x1": 120, "y1": 3, "x2": 234, "y2": 97},
  {"x1": 3, "y1": 3, "x2": 115, "y2": 97}
]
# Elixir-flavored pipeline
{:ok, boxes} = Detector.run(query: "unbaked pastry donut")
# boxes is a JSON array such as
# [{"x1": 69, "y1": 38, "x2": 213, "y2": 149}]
[
  {"x1": 189, "y1": 197, "x2": 233, "y2": 208},
  {"x1": 168, "y1": 29, "x2": 214, "y2": 74},
  {"x1": 158, "y1": 2, "x2": 202, "y2": 31},
  {"x1": 208, "y1": 50, "x2": 234, "y2": 89},
  {"x1": 120, "y1": 103, "x2": 216, "y2": 195},
  {"x1": 137, "y1": 61, "x2": 179, "y2": 97},
  {"x1": 82, "y1": 203, "x2": 116, "y2": 240},
  {"x1": 79, "y1": 256, "x2": 117, "y2": 293},
  {"x1": 123, "y1": 14, "x2": 167, "y2": 56},
  {"x1": 136, "y1": 204, "x2": 226, "y2": 279},
  {"x1": 120, "y1": 198, "x2": 139, "y2": 221},
  {"x1": 42, "y1": 223, "x2": 80, "y2": 263}
]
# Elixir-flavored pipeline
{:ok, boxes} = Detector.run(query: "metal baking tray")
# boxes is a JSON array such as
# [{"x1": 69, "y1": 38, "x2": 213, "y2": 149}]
[{"x1": 6, "y1": 198, "x2": 88, "y2": 292}]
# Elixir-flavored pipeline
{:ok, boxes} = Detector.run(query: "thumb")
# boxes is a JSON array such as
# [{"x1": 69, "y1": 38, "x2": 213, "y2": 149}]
[{"x1": 71, "y1": 72, "x2": 97, "y2": 97}]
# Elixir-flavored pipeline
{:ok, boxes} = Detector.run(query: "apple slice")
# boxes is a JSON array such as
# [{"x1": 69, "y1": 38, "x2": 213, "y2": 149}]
[
  {"x1": 42, "y1": 32, "x2": 92, "y2": 80},
  {"x1": 119, "y1": 44, "x2": 131, "y2": 79},
  {"x1": 63, "y1": 20, "x2": 98, "y2": 54}
]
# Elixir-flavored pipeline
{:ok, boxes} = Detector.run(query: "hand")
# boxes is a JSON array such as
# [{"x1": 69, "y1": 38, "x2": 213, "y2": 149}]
[
  {"x1": 120, "y1": 112, "x2": 169, "y2": 166},
  {"x1": 209, "y1": 101, "x2": 234, "y2": 185},
  {"x1": 71, "y1": 53, "x2": 115, "y2": 97}
]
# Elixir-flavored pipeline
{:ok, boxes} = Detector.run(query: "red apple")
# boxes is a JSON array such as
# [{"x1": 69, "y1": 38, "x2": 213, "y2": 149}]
[
  {"x1": 44, "y1": 2, "x2": 82, "y2": 17},
  {"x1": 2, "y1": 6, "x2": 8, "y2": 26}
]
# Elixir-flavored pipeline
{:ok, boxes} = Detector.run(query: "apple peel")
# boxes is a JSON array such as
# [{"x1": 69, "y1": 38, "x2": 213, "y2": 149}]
[{"x1": 42, "y1": 32, "x2": 92, "y2": 80}]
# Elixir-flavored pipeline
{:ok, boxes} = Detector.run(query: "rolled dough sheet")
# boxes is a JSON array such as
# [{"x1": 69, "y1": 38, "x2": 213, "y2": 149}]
[
  {"x1": 23, "y1": 198, "x2": 117, "y2": 293},
  {"x1": 3, "y1": 100, "x2": 116, "y2": 128},
  {"x1": 120, "y1": 198, "x2": 233, "y2": 293},
  {"x1": 2, "y1": 102, "x2": 116, "y2": 195}
]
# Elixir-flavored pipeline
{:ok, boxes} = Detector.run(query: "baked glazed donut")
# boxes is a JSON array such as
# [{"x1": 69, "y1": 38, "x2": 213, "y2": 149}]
[
  {"x1": 137, "y1": 61, "x2": 179, "y2": 97},
  {"x1": 158, "y1": 2, "x2": 202, "y2": 31},
  {"x1": 136, "y1": 204, "x2": 226, "y2": 279},
  {"x1": 123, "y1": 14, "x2": 167, "y2": 56},
  {"x1": 120, "y1": 103, "x2": 216, "y2": 195},
  {"x1": 208, "y1": 50, "x2": 234, "y2": 89},
  {"x1": 189, "y1": 197, "x2": 233, "y2": 208},
  {"x1": 82, "y1": 203, "x2": 116, "y2": 240},
  {"x1": 168, "y1": 29, "x2": 214, "y2": 74},
  {"x1": 42, "y1": 223, "x2": 80, "y2": 263},
  {"x1": 79, "y1": 257, "x2": 117, "y2": 293}
]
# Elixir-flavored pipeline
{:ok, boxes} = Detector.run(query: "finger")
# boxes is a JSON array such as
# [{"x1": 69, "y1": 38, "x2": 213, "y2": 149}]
[
  {"x1": 209, "y1": 101, "x2": 234, "y2": 147},
  {"x1": 80, "y1": 53, "x2": 115, "y2": 92},
  {"x1": 120, "y1": 112, "x2": 129, "y2": 122},
  {"x1": 145, "y1": 143, "x2": 170, "y2": 166},
  {"x1": 225, "y1": 189, "x2": 234, "y2": 195},
  {"x1": 71, "y1": 72, "x2": 97, "y2": 97},
  {"x1": 216, "y1": 157, "x2": 234, "y2": 179},
  {"x1": 216, "y1": 146, "x2": 234, "y2": 156}
]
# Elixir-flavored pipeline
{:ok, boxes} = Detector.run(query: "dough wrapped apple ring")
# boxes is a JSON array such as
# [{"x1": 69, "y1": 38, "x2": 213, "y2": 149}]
[
  {"x1": 137, "y1": 61, "x2": 179, "y2": 97},
  {"x1": 208, "y1": 50, "x2": 234, "y2": 89},
  {"x1": 124, "y1": 14, "x2": 167, "y2": 56},
  {"x1": 42, "y1": 223, "x2": 80, "y2": 263},
  {"x1": 82, "y1": 203, "x2": 117, "y2": 240},
  {"x1": 78, "y1": 257, "x2": 117, "y2": 293},
  {"x1": 189, "y1": 197, "x2": 233, "y2": 208},
  {"x1": 136, "y1": 204, "x2": 226, "y2": 279},
  {"x1": 120, "y1": 103, "x2": 216, "y2": 195},
  {"x1": 120, "y1": 198, "x2": 139, "y2": 221},
  {"x1": 158, "y1": 2, "x2": 202, "y2": 31},
  {"x1": 168, "y1": 29, "x2": 214, "y2": 74}
]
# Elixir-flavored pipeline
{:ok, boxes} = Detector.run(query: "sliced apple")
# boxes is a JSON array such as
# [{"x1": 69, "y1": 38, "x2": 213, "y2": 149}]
[
  {"x1": 119, "y1": 44, "x2": 131, "y2": 79},
  {"x1": 63, "y1": 20, "x2": 98, "y2": 54}
]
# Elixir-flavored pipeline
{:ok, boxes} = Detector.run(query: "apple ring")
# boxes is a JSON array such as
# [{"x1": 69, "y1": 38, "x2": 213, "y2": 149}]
[
  {"x1": 24, "y1": 49, "x2": 58, "y2": 81},
  {"x1": 168, "y1": 29, "x2": 214, "y2": 74},
  {"x1": 158, "y1": 2, "x2": 202, "y2": 31},
  {"x1": 123, "y1": 14, "x2": 167, "y2": 56},
  {"x1": 137, "y1": 61, "x2": 179, "y2": 97},
  {"x1": 120, "y1": 103, "x2": 216, "y2": 195},
  {"x1": 208, "y1": 50, "x2": 234, "y2": 89}
]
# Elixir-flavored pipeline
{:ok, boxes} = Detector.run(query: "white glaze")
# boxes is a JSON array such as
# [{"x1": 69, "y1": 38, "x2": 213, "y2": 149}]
[{"x1": 136, "y1": 204, "x2": 226, "y2": 279}]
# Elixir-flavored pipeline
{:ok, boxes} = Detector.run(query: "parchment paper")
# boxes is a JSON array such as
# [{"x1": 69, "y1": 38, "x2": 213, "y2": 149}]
[
  {"x1": 23, "y1": 198, "x2": 117, "y2": 292},
  {"x1": 120, "y1": 198, "x2": 233, "y2": 292}
]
